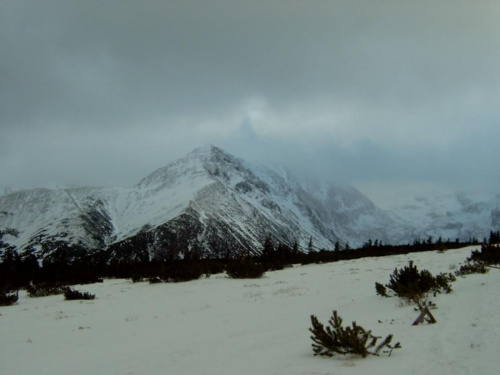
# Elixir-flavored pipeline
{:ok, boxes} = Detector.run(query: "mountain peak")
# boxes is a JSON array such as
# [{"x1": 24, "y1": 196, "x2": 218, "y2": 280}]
[
  {"x1": 187, "y1": 144, "x2": 221, "y2": 157},
  {"x1": 183, "y1": 144, "x2": 237, "y2": 165},
  {"x1": 134, "y1": 145, "x2": 239, "y2": 189}
]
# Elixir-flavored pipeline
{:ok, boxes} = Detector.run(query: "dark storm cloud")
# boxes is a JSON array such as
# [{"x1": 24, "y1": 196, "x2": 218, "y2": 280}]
[{"x1": 1, "y1": 1, "x2": 500, "y2": 201}]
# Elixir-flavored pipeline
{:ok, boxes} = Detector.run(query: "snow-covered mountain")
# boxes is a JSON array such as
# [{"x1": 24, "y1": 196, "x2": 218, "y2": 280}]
[
  {"x1": 0, "y1": 145, "x2": 409, "y2": 260},
  {"x1": 1, "y1": 145, "x2": 498, "y2": 260},
  {"x1": 377, "y1": 191, "x2": 500, "y2": 242}
]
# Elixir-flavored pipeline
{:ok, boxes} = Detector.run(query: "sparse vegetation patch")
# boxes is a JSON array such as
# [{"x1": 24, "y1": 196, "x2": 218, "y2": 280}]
[
  {"x1": 226, "y1": 257, "x2": 266, "y2": 279},
  {"x1": 455, "y1": 244, "x2": 500, "y2": 276},
  {"x1": 0, "y1": 288, "x2": 18, "y2": 306},
  {"x1": 26, "y1": 282, "x2": 66, "y2": 298},
  {"x1": 310, "y1": 310, "x2": 400, "y2": 358},
  {"x1": 377, "y1": 261, "x2": 454, "y2": 303},
  {"x1": 63, "y1": 287, "x2": 95, "y2": 300}
]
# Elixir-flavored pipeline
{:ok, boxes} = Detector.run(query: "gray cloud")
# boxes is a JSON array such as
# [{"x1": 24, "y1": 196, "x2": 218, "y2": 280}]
[{"x1": 1, "y1": 1, "x2": 500, "y2": 202}]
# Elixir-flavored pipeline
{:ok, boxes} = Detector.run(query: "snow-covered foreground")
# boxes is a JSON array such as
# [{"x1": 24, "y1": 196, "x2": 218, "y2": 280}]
[{"x1": 1, "y1": 246, "x2": 498, "y2": 375}]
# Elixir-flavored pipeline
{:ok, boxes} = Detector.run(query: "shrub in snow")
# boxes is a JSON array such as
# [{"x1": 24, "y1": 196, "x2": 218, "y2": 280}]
[
  {"x1": 148, "y1": 276, "x2": 162, "y2": 284},
  {"x1": 375, "y1": 282, "x2": 388, "y2": 297},
  {"x1": 201, "y1": 260, "x2": 226, "y2": 277},
  {"x1": 469, "y1": 243, "x2": 500, "y2": 265},
  {"x1": 130, "y1": 274, "x2": 144, "y2": 283},
  {"x1": 453, "y1": 245, "x2": 500, "y2": 276},
  {"x1": 413, "y1": 298, "x2": 437, "y2": 314},
  {"x1": 164, "y1": 261, "x2": 203, "y2": 282},
  {"x1": 126, "y1": 260, "x2": 206, "y2": 284},
  {"x1": 153, "y1": 260, "x2": 204, "y2": 282},
  {"x1": 379, "y1": 261, "x2": 453, "y2": 303},
  {"x1": 63, "y1": 287, "x2": 95, "y2": 300},
  {"x1": 455, "y1": 261, "x2": 489, "y2": 276},
  {"x1": 0, "y1": 288, "x2": 18, "y2": 306},
  {"x1": 26, "y1": 282, "x2": 66, "y2": 298},
  {"x1": 309, "y1": 310, "x2": 400, "y2": 358},
  {"x1": 435, "y1": 272, "x2": 455, "y2": 291},
  {"x1": 226, "y1": 257, "x2": 266, "y2": 279}
]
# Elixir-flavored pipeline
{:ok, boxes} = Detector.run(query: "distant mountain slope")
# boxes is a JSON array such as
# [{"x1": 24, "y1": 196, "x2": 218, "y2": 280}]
[
  {"x1": 381, "y1": 191, "x2": 500, "y2": 242},
  {"x1": 0, "y1": 145, "x2": 497, "y2": 260},
  {"x1": 0, "y1": 188, "x2": 113, "y2": 252}
]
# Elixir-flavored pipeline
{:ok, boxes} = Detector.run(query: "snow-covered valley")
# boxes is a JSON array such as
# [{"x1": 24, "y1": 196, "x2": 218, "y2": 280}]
[{"x1": 1, "y1": 245, "x2": 498, "y2": 375}]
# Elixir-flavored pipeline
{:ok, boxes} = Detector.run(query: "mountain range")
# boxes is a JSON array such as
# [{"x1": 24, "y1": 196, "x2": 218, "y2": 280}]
[{"x1": 1, "y1": 145, "x2": 498, "y2": 260}]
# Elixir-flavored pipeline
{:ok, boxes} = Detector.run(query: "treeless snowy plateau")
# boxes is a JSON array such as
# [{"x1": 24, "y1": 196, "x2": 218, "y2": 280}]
[{"x1": 1, "y1": 246, "x2": 498, "y2": 375}]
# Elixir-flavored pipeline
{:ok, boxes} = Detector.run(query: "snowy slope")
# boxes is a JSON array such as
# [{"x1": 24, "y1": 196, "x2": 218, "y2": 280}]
[
  {"x1": 0, "y1": 246, "x2": 498, "y2": 375},
  {"x1": 379, "y1": 191, "x2": 500, "y2": 241},
  {"x1": 0, "y1": 188, "x2": 113, "y2": 252}
]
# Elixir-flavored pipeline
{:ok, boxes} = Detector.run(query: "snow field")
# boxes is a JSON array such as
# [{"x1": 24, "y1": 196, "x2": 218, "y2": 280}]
[{"x1": 0, "y1": 245, "x2": 498, "y2": 375}]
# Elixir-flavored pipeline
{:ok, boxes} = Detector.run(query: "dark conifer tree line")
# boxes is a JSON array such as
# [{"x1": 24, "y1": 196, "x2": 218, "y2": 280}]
[
  {"x1": 489, "y1": 230, "x2": 500, "y2": 244},
  {"x1": 0, "y1": 225, "x2": 490, "y2": 302}
]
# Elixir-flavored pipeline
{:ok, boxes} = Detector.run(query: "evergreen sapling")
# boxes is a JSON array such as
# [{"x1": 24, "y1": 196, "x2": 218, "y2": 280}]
[{"x1": 309, "y1": 310, "x2": 400, "y2": 358}]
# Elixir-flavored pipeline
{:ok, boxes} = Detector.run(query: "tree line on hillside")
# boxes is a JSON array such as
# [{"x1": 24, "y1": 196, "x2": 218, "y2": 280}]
[
  {"x1": 1, "y1": 228, "x2": 492, "y2": 300},
  {"x1": 489, "y1": 230, "x2": 500, "y2": 245}
]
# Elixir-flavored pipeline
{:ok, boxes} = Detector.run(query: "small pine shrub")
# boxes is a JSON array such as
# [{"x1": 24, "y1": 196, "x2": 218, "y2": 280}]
[
  {"x1": 380, "y1": 261, "x2": 453, "y2": 303},
  {"x1": 375, "y1": 282, "x2": 388, "y2": 297},
  {"x1": 166, "y1": 262, "x2": 203, "y2": 282},
  {"x1": 309, "y1": 310, "x2": 400, "y2": 358},
  {"x1": 63, "y1": 287, "x2": 95, "y2": 300},
  {"x1": 264, "y1": 262, "x2": 286, "y2": 271},
  {"x1": 201, "y1": 261, "x2": 225, "y2": 276},
  {"x1": 0, "y1": 289, "x2": 18, "y2": 306},
  {"x1": 454, "y1": 245, "x2": 499, "y2": 276},
  {"x1": 153, "y1": 261, "x2": 203, "y2": 283},
  {"x1": 226, "y1": 257, "x2": 266, "y2": 279},
  {"x1": 469, "y1": 244, "x2": 500, "y2": 265},
  {"x1": 455, "y1": 261, "x2": 489, "y2": 276},
  {"x1": 414, "y1": 298, "x2": 437, "y2": 312},
  {"x1": 26, "y1": 282, "x2": 66, "y2": 298},
  {"x1": 148, "y1": 276, "x2": 162, "y2": 284},
  {"x1": 435, "y1": 273, "x2": 455, "y2": 293},
  {"x1": 130, "y1": 274, "x2": 144, "y2": 283}
]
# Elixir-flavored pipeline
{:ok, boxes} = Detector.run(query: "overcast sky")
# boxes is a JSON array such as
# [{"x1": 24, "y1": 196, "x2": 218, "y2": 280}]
[{"x1": 1, "y1": 1, "x2": 499, "y2": 204}]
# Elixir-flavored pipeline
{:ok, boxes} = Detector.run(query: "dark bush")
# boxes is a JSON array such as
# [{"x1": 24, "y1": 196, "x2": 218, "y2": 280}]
[
  {"x1": 25, "y1": 282, "x2": 66, "y2": 297},
  {"x1": 310, "y1": 310, "x2": 400, "y2": 358},
  {"x1": 259, "y1": 240, "x2": 302, "y2": 268},
  {"x1": 375, "y1": 282, "x2": 388, "y2": 297},
  {"x1": 158, "y1": 260, "x2": 203, "y2": 282},
  {"x1": 469, "y1": 244, "x2": 500, "y2": 265},
  {"x1": 455, "y1": 261, "x2": 489, "y2": 276},
  {"x1": 383, "y1": 261, "x2": 453, "y2": 302},
  {"x1": 171, "y1": 262, "x2": 203, "y2": 282},
  {"x1": 435, "y1": 273, "x2": 456, "y2": 293},
  {"x1": 123, "y1": 259, "x2": 205, "y2": 284},
  {"x1": 130, "y1": 274, "x2": 144, "y2": 283},
  {"x1": 200, "y1": 260, "x2": 226, "y2": 277},
  {"x1": 0, "y1": 288, "x2": 18, "y2": 306},
  {"x1": 264, "y1": 262, "x2": 286, "y2": 271},
  {"x1": 454, "y1": 245, "x2": 499, "y2": 276},
  {"x1": 148, "y1": 276, "x2": 162, "y2": 284},
  {"x1": 63, "y1": 287, "x2": 95, "y2": 300},
  {"x1": 226, "y1": 257, "x2": 266, "y2": 279}
]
